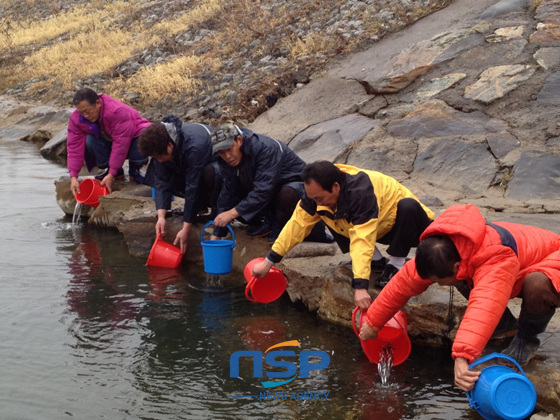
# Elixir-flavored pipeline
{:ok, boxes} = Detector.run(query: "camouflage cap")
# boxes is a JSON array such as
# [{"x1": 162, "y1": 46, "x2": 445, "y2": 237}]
[{"x1": 211, "y1": 123, "x2": 242, "y2": 153}]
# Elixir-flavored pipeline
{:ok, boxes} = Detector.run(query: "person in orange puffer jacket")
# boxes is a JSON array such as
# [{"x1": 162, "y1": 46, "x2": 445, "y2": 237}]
[{"x1": 359, "y1": 204, "x2": 560, "y2": 392}]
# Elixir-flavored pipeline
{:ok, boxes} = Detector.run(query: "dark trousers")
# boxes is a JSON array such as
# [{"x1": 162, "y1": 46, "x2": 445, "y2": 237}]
[
  {"x1": 85, "y1": 134, "x2": 148, "y2": 169},
  {"x1": 329, "y1": 197, "x2": 432, "y2": 257}
]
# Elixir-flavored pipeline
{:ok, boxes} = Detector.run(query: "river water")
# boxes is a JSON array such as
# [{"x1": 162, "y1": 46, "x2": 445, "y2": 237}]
[{"x1": 0, "y1": 140, "x2": 477, "y2": 419}]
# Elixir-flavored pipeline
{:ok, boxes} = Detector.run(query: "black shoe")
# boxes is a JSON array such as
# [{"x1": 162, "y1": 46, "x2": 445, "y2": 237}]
[
  {"x1": 129, "y1": 164, "x2": 145, "y2": 184},
  {"x1": 371, "y1": 257, "x2": 387, "y2": 272},
  {"x1": 95, "y1": 168, "x2": 124, "y2": 180},
  {"x1": 502, "y1": 335, "x2": 540, "y2": 366},
  {"x1": 376, "y1": 264, "x2": 399, "y2": 288},
  {"x1": 338, "y1": 257, "x2": 387, "y2": 270},
  {"x1": 246, "y1": 220, "x2": 272, "y2": 238}
]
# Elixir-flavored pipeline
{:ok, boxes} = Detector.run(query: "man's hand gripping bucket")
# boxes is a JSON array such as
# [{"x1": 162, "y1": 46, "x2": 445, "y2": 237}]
[
  {"x1": 243, "y1": 258, "x2": 287, "y2": 303},
  {"x1": 352, "y1": 307, "x2": 411, "y2": 366},
  {"x1": 147, "y1": 233, "x2": 183, "y2": 268},
  {"x1": 466, "y1": 352, "x2": 536, "y2": 420},
  {"x1": 75, "y1": 178, "x2": 108, "y2": 208},
  {"x1": 200, "y1": 221, "x2": 235, "y2": 275}
]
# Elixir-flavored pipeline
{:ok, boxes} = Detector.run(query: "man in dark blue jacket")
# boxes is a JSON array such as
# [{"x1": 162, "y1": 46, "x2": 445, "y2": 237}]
[
  {"x1": 210, "y1": 123, "x2": 331, "y2": 243},
  {"x1": 139, "y1": 115, "x2": 221, "y2": 255}
]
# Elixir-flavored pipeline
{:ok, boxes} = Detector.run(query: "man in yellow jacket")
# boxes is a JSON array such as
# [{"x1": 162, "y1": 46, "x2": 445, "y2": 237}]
[{"x1": 252, "y1": 161, "x2": 434, "y2": 309}]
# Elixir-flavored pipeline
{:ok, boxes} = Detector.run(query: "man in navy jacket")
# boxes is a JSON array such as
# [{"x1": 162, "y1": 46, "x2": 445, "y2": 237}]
[
  {"x1": 139, "y1": 115, "x2": 221, "y2": 255},
  {"x1": 210, "y1": 123, "x2": 330, "y2": 243}
]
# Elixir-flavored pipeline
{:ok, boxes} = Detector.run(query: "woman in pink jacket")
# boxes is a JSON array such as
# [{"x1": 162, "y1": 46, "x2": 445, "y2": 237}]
[
  {"x1": 67, "y1": 88, "x2": 150, "y2": 194},
  {"x1": 359, "y1": 204, "x2": 560, "y2": 391}
]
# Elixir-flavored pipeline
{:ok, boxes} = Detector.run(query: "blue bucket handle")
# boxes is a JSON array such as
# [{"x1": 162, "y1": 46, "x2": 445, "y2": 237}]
[
  {"x1": 466, "y1": 352, "x2": 527, "y2": 409},
  {"x1": 201, "y1": 221, "x2": 235, "y2": 247}
]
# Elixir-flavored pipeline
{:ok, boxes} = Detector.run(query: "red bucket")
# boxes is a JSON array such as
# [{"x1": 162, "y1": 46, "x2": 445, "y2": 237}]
[
  {"x1": 352, "y1": 307, "x2": 411, "y2": 366},
  {"x1": 244, "y1": 257, "x2": 287, "y2": 303},
  {"x1": 75, "y1": 178, "x2": 108, "y2": 208},
  {"x1": 147, "y1": 233, "x2": 183, "y2": 268}
]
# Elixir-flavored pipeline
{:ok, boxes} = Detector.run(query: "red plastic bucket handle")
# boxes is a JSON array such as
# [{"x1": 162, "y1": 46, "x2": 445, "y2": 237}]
[
  {"x1": 352, "y1": 306, "x2": 361, "y2": 337},
  {"x1": 245, "y1": 277, "x2": 257, "y2": 302}
]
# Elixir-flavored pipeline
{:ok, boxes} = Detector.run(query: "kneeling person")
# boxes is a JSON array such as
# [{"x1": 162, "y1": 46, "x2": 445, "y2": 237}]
[
  {"x1": 252, "y1": 161, "x2": 434, "y2": 309},
  {"x1": 139, "y1": 115, "x2": 221, "y2": 255}
]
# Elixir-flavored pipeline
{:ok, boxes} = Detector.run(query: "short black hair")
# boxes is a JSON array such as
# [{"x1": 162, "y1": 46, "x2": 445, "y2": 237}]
[
  {"x1": 415, "y1": 235, "x2": 461, "y2": 279},
  {"x1": 138, "y1": 123, "x2": 171, "y2": 157},
  {"x1": 301, "y1": 161, "x2": 345, "y2": 192},
  {"x1": 73, "y1": 88, "x2": 99, "y2": 106}
]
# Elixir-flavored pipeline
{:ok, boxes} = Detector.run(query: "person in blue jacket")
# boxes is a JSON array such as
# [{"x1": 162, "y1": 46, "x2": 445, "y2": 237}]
[
  {"x1": 138, "y1": 115, "x2": 221, "y2": 255},
  {"x1": 210, "y1": 123, "x2": 331, "y2": 243}
]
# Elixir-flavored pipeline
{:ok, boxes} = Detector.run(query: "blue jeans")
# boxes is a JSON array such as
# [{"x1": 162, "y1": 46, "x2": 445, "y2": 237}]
[{"x1": 85, "y1": 134, "x2": 148, "y2": 169}]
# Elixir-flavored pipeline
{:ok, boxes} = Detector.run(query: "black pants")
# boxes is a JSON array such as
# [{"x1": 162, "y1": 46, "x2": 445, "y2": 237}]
[{"x1": 329, "y1": 197, "x2": 432, "y2": 257}]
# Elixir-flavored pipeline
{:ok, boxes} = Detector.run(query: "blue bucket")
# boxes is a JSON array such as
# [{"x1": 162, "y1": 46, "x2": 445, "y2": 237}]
[
  {"x1": 467, "y1": 352, "x2": 536, "y2": 420},
  {"x1": 152, "y1": 188, "x2": 174, "y2": 201},
  {"x1": 200, "y1": 221, "x2": 236, "y2": 275}
]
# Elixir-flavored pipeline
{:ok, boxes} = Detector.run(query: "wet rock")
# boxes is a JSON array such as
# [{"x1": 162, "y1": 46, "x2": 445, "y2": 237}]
[
  {"x1": 485, "y1": 25, "x2": 525, "y2": 42},
  {"x1": 351, "y1": 27, "x2": 485, "y2": 94},
  {"x1": 480, "y1": 0, "x2": 528, "y2": 20},
  {"x1": 346, "y1": 134, "x2": 417, "y2": 179},
  {"x1": 387, "y1": 100, "x2": 508, "y2": 137},
  {"x1": 249, "y1": 77, "x2": 371, "y2": 143},
  {"x1": 357, "y1": 96, "x2": 388, "y2": 117},
  {"x1": 402, "y1": 73, "x2": 466, "y2": 102},
  {"x1": 289, "y1": 113, "x2": 378, "y2": 162},
  {"x1": 464, "y1": 64, "x2": 536, "y2": 103},
  {"x1": 486, "y1": 131, "x2": 521, "y2": 159},
  {"x1": 529, "y1": 0, "x2": 560, "y2": 43},
  {"x1": 413, "y1": 138, "x2": 498, "y2": 195},
  {"x1": 40, "y1": 127, "x2": 67, "y2": 164},
  {"x1": 534, "y1": 47, "x2": 560, "y2": 70},
  {"x1": 506, "y1": 150, "x2": 560, "y2": 200},
  {"x1": 537, "y1": 72, "x2": 560, "y2": 105}
]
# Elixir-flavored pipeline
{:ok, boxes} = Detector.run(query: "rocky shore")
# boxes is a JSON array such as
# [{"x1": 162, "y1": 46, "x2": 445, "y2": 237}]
[{"x1": 2, "y1": 0, "x2": 560, "y2": 416}]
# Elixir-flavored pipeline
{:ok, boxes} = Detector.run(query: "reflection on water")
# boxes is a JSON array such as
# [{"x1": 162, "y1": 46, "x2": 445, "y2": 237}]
[{"x1": 0, "y1": 141, "x2": 477, "y2": 419}]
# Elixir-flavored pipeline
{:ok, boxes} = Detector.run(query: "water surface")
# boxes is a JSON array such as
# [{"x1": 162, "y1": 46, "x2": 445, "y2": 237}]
[{"x1": 0, "y1": 141, "x2": 478, "y2": 419}]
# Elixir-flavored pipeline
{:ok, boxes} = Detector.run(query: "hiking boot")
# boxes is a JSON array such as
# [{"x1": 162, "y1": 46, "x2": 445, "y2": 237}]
[
  {"x1": 95, "y1": 168, "x2": 124, "y2": 180},
  {"x1": 501, "y1": 307, "x2": 555, "y2": 365},
  {"x1": 246, "y1": 218, "x2": 272, "y2": 238},
  {"x1": 370, "y1": 257, "x2": 387, "y2": 272},
  {"x1": 376, "y1": 264, "x2": 399, "y2": 288},
  {"x1": 338, "y1": 257, "x2": 387, "y2": 271},
  {"x1": 502, "y1": 335, "x2": 541, "y2": 366}
]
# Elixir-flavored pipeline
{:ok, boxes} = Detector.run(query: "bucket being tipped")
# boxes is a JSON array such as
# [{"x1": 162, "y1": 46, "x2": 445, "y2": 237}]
[
  {"x1": 243, "y1": 257, "x2": 287, "y2": 303},
  {"x1": 147, "y1": 233, "x2": 183, "y2": 268},
  {"x1": 467, "y1": 352, "x2": 536, "y2": 420},
  {"x1": 352, "y1": 307, "x2": 411, "y2": 366},
  {"x1": 75, "y1": 178, "x2": 108, "y2": 208},
  {"x1": 200, "y1": 221, "x2": 236, "y2": 275}
]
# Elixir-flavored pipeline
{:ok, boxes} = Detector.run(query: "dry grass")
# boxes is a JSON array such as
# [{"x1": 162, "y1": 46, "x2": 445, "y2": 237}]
[
  {"x1": 106, "y1": 55, "x2": 221, "y2": 102},
  {"x1": 0, "y1": 0, "x2": 137, "y2": 50},
  {"x1": 529, "y1": 0, "x2": 545, "y2": 11},
  {"x1": 19, "y1": 29, "x2": 157, "y2": 88},
  {"x1": 150, "y1": 0, "x2": 222, "y2": 36},
  {"x1": 284, "y1": 33, "x2": 338, "y2": 59},
  {"x1": 0, "y1": 0, "x2": 451, "y2": 122}
]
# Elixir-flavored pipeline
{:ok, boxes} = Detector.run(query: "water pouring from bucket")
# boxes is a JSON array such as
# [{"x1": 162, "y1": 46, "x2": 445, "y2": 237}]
[
  {"x1": 200, "y1": 221, "x2": 236, "y2": 275},
  {"x1": 243, "y1": 258, "x2": 287, "y2": 303},
  {"x1": 352, "y1": 307, "x2": 412, "y2": 367},
  {"x1": 74, "y1": 178, "x2": 108, "y2": 208},
  {"x1": 467, "y1": 352, "x2": 536, "y2": 420}
]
